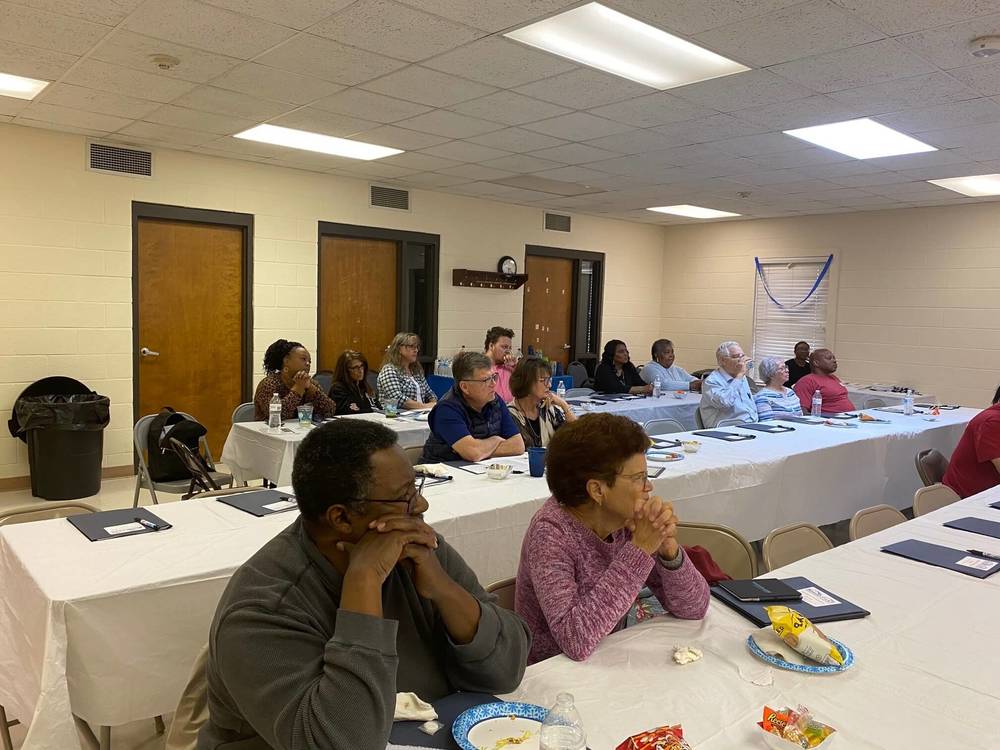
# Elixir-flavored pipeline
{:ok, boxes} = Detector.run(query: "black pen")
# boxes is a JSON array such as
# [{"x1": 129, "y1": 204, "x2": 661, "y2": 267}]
[
  {"x1": 134, "y1": 517, "x2": 162, "y2": 532},
  {"x1": 967, "y1": 549, "x2": 1000, "y2": 562}
]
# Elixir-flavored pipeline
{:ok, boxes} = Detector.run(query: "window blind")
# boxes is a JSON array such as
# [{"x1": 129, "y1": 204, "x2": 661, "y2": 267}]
[{"x1": 752, "y1": 258, "x2": 830, "y2": 364}]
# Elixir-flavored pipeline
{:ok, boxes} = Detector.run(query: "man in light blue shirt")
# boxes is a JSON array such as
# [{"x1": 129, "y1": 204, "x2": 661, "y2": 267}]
[
  {"x1": 699, "y1": 341, "x2": 758, "y2": 427},
  {"x1": 641, "y1": 339, "x2": 702, "y2": 392}
]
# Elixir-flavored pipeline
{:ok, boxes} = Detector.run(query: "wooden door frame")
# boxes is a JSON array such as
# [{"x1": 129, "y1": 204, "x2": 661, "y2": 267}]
[
  {"x1": 524, "y1": 245, "x2": 605, "y2": 364},
  {"x1": 131, "y1": 202, "x2": 255, "y2": 427},
  {"x1": 317, "y1": 222, "x2": 440, "y2": 363}
]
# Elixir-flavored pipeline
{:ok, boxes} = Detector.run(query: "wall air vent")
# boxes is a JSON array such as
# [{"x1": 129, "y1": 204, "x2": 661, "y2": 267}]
[
  {"x1": 87, "y1": 141, "x2": 153, "y2": 177},
  {"x1": 370, "y1": 184, "x2": 410, "y2": 211},
  {"x1": 544, "y1": 212, "x2": 571, "y2": 232}
]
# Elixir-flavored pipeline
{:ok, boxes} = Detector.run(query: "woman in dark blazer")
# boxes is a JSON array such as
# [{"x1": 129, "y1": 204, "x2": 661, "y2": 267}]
[
  {"x1": 594, "y1": 339, "x2": 653, "y2": 395},
  {"x1": 330, "y1": 350, "x2": 381, "y2": 414}
]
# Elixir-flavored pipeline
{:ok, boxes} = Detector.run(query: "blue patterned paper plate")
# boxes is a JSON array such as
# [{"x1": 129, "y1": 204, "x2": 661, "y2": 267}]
[
  {"x1": 647, "y1": 450, "x2": 684, "y2": 462},
  {"x1": 452, "y1": 701, "x2": 547, "y2": 750},
  {"x1": 747, "y1": 633, "x2": 854, "y2": 674}
]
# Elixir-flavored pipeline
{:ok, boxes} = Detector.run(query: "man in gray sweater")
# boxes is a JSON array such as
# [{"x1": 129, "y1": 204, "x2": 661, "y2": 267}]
[{"x1": 198, "y1": 420, "x2": 530, "y2": 750}]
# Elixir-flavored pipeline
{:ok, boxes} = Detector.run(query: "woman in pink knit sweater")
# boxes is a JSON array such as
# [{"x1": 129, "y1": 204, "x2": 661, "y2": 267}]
[{"x1": 515, "y1": 413, "x2": 710, "y2": 664}]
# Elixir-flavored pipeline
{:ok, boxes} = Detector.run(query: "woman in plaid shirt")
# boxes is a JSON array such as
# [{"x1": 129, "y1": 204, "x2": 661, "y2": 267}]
[{"x1": 376, "y1": 332, "x2": 437, "y2": 410}]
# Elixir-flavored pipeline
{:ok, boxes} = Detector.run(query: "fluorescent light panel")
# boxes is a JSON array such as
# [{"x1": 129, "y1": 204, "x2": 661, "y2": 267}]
[
  {"x1": 504, "y1": 2, "x2": 749, "y2": 90},
  {"x1": 233, "y1": 124, "x2": 402, "y2": 160},
  {"x1": 927, "y1": 173, "x2": 1000, "y2": 197},
  {"x1": 0, "y1": 71, "x2": 49, "y2": 100},
  {"x1": 647, "y1": 204, "x2": 741, "y2": 219},
  {"x1": 784, "y1": 118, "x2": 936, "y2": 160}
]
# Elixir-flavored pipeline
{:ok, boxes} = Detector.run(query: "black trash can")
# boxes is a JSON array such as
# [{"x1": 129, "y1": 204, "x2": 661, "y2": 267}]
[{"x1": 8, "y1": 377, "x2": 111, "y2": 500}]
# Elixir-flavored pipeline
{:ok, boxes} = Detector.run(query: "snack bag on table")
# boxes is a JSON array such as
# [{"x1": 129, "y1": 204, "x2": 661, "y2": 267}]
[
  {"x1": 765, "y1": 606, "x2": 844, "y2": 666},
  {"x1": 615, "y1": 724, "x2": 691, "y2": 750},
  {"x1": 760, "y1": 705, "x2": 835, "y2": 748}
]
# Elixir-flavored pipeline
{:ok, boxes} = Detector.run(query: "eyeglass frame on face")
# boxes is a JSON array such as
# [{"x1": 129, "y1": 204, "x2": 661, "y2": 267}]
[
  {"x1": 462, "y1": 372, "x2": 499, "y2": 385},
  {"x1": 536, "y1": 376, "x2": 552, "y2": 386},
  {"x1": 354, "y1": 473, "x2": 426, "y2": 515},
  {"x1": 616, "y1": 468, "x2": 651, "y2": 488},
  {"x1": 401, "y1": 342, "x2": 420, "y2": 352},
  {"x1": 347, "y1": 362, "x2": 366, "y2": 372}
]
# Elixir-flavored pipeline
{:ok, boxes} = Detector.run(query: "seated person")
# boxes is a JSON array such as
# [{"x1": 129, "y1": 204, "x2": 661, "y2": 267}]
[
  {"x1": 792, "y1": 348, "x2": 855, "y2": 414},
  {"x1": 641, "y1": 338, "x2": 702, "y2": 392},
  {"x1": 377, "y1": 332, "x2": 437, "y2": 411},
  {"x1": 508, "y1": 357, "x2": 577, "y2": 449},
  {"x1": 594, "y1": 339, "x2": 653, "y2": 395},
  {"x1": 515, "y1": 413, "x2": 709, "y2": 664},
  {"x1": 330, "y1": 350, "x2": 381, "y2": 414},
  {"x1": 753, "y1": 356, "x2": 804, "y2": 420},
  {"x1": 699, "y1": 341, "x2": 758, "y2": 427},
  {"x1": 484, "y1": 325, "x2": 518, "y2": 403},
  {"x1": 421, "y1": 352, "x2": 525, "y2": 463},
  {"x1": 942, "y1": 395, "x2": 1000, "y2": 498},
  {"x1": 253, "y1": 339, "x2": 336, "y2": 421},
  {"x1": 198, "y1": 420, "x2": 530, "y2": 750},
  {"x1": 784, "y1": 340, "x2": 811, "y2": 387}
]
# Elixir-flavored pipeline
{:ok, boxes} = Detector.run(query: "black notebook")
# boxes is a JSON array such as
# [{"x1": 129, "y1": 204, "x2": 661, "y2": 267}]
[
  {"x1": 692, "y1": 430, "x2": 756, "y2": 442},
  {"x1": 882, "y1": 539, "x2": 1000, "y2": 579},
  {"x1": 943, "y1": 516, "x2": 1000, "y2": 541},
  {"x1": 775, "y1": 415, "x2": 825, "y2": 425},
  {"x1": 711, "y1": 576, "x2": 869, "y2": 627},
  {"x1": 216, "y1": 489, "x2": 299, "y2": 517},
  {"x1": 68, "y1": 507, "x2": 172, "y2": 542},
  {"x1": 736, "y1": 423, "x2": 795, "y2": 434}
]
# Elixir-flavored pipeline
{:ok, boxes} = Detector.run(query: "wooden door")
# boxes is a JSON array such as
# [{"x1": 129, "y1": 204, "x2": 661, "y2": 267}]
[
  {"x1": 136, "y1": 218, "x2": 245, "y2": 459},
  {"x1": 319, "y1": 236, "x2": 398, "y2": 370},
  {"x1": 522, "y1": 255, "x2": 574, "y2": 370}
]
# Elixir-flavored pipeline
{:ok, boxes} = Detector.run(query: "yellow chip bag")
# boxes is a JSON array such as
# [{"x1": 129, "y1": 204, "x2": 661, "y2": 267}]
[{"x1": 765, "y1": 606, "x2": 844, "y2": 666}]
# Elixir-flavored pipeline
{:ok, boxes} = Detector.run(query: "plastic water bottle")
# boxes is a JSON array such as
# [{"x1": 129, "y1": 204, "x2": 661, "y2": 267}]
[
  {"x1": 811, "y1": 389, "x2": 823, "y2": 417},
  {"x1": 653, "y1": 377, "x2": 662, "y2": 398},
  {"x1": 903, "y1": 389, "x2": 914, "y2": 416},
  {"x1": 556, "y1": 380, "x2": 567, "y2": 399},
  {"x1": 540, "y1": 693, "x2": 586, "y2": 750},
  {"x1": 268, "y1": 393, "x2": 282, "y2": 431}
]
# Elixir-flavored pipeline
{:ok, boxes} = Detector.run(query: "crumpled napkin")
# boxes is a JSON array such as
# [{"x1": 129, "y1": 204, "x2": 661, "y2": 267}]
[
  {"x1": 413, "y1": 463, "x2": 449, "y2": 477},
  {"x1": 394, "y1": 692, "x2": 437, "y2": 721}
]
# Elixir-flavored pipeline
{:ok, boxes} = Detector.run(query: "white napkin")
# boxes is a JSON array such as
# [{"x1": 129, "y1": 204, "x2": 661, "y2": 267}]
[
  {"x1": 413, "y1": 463, "x2": 448, "y2": 477},
  {"x1": 394, "y1": 692, "x2": 437, "y2": 721}
]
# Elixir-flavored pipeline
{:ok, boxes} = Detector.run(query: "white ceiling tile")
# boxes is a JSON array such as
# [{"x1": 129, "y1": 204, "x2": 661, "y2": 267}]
[
  {"x1": 897, "y1": 13, "x2": 1000, "y2": 70},
  {"x1": 169, "y1": 86, "x2": 294, "y2": 120},
  {"x1": 423, "y1": 37, "x2": 576, "y2": 88},
  {"x1": 379, "y1": 151, "x2": 465, "y2": 171},
  {"x1": 419, "y1": 139, "x2": 512, "y2": 162},
  {"x1": 255, "y1": 34, "x2": 407, "y2": 85},
  {"x1": 465, "y1": 127, "x2": 566, "y2": 152},
  {"x1": 333, "y1": 161, "x2": 419, "y2": 179},
  {"x1": 309, "y1": 88, "x2": 432, "y2": 123},
  {"x1": 394, "y1": 0, "x2": 577, "y2": 33},
  {"x1": 587, "y1": 92, "x2": 718, "y2": 128},
  {"x1": 17, "y1": 102, "x2": 131, "y2": 131},
  {"x1": 196, "y1": 135, "x2": 291, "y2": 157},
  {"x1": 12, "y1": 117, "x2": 109, "y2": 136},
  {"x1": 211, "y1": 63, "x2": 344, "y2": 105},
  {"x1": 89, "y1": 30, "x2": 242, "y2": 83},
  {"x1": 951, "y1": 59, "x2": 1000, "y2": 97},
  {"x1": 9, "y1": 0, "x2": 144, "y2": 26},
  {"x1": 395, "y1": 109, "x2": 504, "y2": 138},
  {"x1": 142, "y1": 104, "x2": 256, "y2": 135},
  {"x1": 116, "y1": 120, "x2": 225, "y2": 146},
  {"x1": 737, "y1": 95, "x2": 866, "y2": 130},
  {"x1": 725, "y1": 168, "x2": 815, "y2": 185},
  {"x1": 528, "y1": 142, "x2": 622, "y2": 164},
  {"x1": 396, "y1": 171, "x2": 471, "y2": 187},
  {"x1": 878, "y1": 98, "x2": 1000, "y2": 134},
  {"x1": 896, "y1": 162, "x2": 990, "y2": 180},
  {"x1": 0, "y1": 96, "x2": 28, "y2": 116},
  {"x1": 479, "y1": 153, "x2": 565, "y2": 173},
  {"x1": 442, "y1": 179, "x2": 522, "y2": 197},
  {"x1": 832, "y1": 0, "x2": 1000, "y2": 36},
  {"x1": 823, "y1": 171, "x2": 915, "y2": 188},
  {"x1": 864, "y1": 148, "x2": 978, "y2": 170},
  {"x1": 531, "y1": 165, "x2": 611, "y2": 183},
  {"x1": 513, "y1": 68, "x2": 651, "y2": 109},
  {"x1": 449, "y1": 90, "x2": 570, "y2": 125},
  {"x1": 521, "y1": 112, "x2": 634, "y2": 140},
  {"x1": 349, "y1": 124, "x2": 451, "y2": 150},
  {"x1": 714, "y1": 132, "x2": 811, "y2": 157},
  {"x1": 309, "y1": 0, "x2": 483, "y2": 63},
  {"x1": 0, "y1": 39, "x2": 78, "y2": 80},
  {"x1": 35, "y1": 83, "x2": 159, "y2": 119},
  {"x1": 63, "y1": 59, "x2": 197, "y2": 102},
  {"x1": 0, "y1": 2, "x2": 110, "y2": 55},
  {"x1": 361, "y1": 66, "x2": 497, "y2": 108},
  {"x1": 695, "y1": 0, "x2": 884, "y2": 67},
  {"x1": 650, "y1": 114, "x2": 768, "y2": 146},
  {"x1": 790, "y1": 160, "x2": 886, "y2": 178},
  {"x1": 268, "y1": 107, "x2": 380, "y2": 137},
  {"x1": 190, "y1": 146, "x2": 272, "y2": 163},
  {"x1": 435, "y1": 163, "x2": 518, "y2": 181},
  {"x1": 746, "y1": 147, "x2": 854, "y2": 169},
  {"x1": 582, "y1": 129, "x2": 685, "y2": 155},
  {"x1": 827, "y1": 72, "x2": 982, "y2": 112},
  {"x1": 122, "y1": 0, "x2": 296, "y2": 59},
  {"x1": 606, "y1": 0, "x2": 806, "y2": 35},
  {"x1": 671, "y1": 69, "x2": 813, "y2": 111},
  {"x1": 201, "y1": 0, "x2": 354, "y2": 29},
  {"x1": 770, "y1": 38, "x2": 937, "y2": 93},
  {"x1": 584, "y1": 152, "x2": 677, "y2": 176}
]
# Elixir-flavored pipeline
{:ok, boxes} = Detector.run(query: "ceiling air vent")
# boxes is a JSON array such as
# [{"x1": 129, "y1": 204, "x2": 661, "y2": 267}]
[
  {"x1": 87, "y1": 141, "x2": 153, "y2": 178},
  {"x1": 544, "y1": 212, "x2": 571, "y2": 232},
  {"x1": 370, "y1": 184, "x2": 410, "y2": 211}
]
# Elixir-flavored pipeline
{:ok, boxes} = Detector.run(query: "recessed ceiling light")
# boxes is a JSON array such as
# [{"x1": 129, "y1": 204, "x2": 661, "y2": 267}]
[
  {"x1": 0, "y1": 71, "x2": 49, "y2": 100},
  {"x1": 233, "y1": 124, "x2": 403, "y2": 160},
  {"x1": 646, "y1": 204, "x2": 741, "y2": 219},
  {"x1": 927, "y1": 173, "x2": 1000, "y2": 197},
  {"x1": 504, "y1": 2, "x2": 749, "y2": 90},
  {"x1": 783, "y1": 118, "x2": 936, "y2": 160}
]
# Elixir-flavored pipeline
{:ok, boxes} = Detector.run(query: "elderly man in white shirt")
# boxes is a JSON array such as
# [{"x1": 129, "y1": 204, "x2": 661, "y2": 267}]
[
  {"x1": 641, "y1": 338, "x2": 702, "y2": 393},
  {"x1": 699, "y1": 340, "x2": 758, "y2": 428}
]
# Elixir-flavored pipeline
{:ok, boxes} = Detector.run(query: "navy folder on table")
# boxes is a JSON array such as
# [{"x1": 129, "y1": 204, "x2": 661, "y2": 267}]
[
  {"x1": 693, "y1": 430, "x2": 755, "y2": 442},
  {"x1": 711, "y1": 576, "x2": 869, "y2": 628},
  {"x1": 943, "y1": 516, "x2": 1000, "y2": 541},
  {"x1": 991, "y1": 500, "x2": 1000, "y2": 511},
  {"x1": 881, "y1": 539, "x2": 1000, "y2": 579},
  {"x1": 216, "y1": 489, "x2": 298, "y2": 517},
  {"x1": 735, "y1": 423, "x2": 795, "y2": 434},
  {"x1": 68, "y1": 507, "x2": 172, "y2": 542}
]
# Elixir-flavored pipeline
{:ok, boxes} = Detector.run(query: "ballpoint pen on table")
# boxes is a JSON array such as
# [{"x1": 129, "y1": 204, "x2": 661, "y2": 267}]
[
  {"x1": 134, "y1": 517, "x2": 163, "y2": 531},
  {"x1": 967, "y1": 549, "x2": 1000, "y2": 563}
]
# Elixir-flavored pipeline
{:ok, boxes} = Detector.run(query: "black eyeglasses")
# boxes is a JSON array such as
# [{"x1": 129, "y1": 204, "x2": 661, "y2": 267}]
[
  {"x1": 359, "y1": 473, "x2": 426, "y2": 514},
  {"x1": 462, "y1": 373, "x2": 499, "y2": 385}
]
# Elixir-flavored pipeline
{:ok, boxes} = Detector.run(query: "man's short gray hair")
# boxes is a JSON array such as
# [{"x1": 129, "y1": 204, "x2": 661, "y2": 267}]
[
  {"x1": 452, "y1": 350, "x2": 492, "y2": 381},
  {"x1": 758, "y1": 356, "x2": 785, "y2": 383},
  {"x1": 715, "y1": 341, "x2": 741, "y2": 362}
]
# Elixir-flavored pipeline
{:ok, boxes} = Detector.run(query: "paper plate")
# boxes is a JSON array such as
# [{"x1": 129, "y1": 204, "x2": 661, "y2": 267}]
[
  {"x1": 647, "y1": 451, "x2": 684, "y2": 462},
  {"x1": 747, "y1": 633, "x2": 853, "y2": 674},
  {"x1": 452, "y1": 702, "x2": 546, "y2": 750}
]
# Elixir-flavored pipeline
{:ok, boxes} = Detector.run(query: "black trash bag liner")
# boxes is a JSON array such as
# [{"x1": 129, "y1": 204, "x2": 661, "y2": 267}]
[{"x1": 13, "y1": 394, "x2": 111, "y2": 433}]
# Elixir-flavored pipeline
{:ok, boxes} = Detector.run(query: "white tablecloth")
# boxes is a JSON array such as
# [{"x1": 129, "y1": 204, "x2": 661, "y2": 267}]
[
  {"x1": 502, "y1": 486, "x2": 1000, "y2": 749},
  {"x1": 844, "y1": 384, "x2": 937, "y2": 408},
  {"x1": 569, "y1": 392, "x2": 702, "y2": 431},
  {"x1": 220, "y1": 413, "x2": 431, "y2": 485}
]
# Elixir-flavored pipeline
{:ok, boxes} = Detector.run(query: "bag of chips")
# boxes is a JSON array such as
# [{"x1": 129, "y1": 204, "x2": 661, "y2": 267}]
[
  {"x1": 765, "y1": 606, "x2": 844, "y2": 666},
  {"x1": 615, "y1": 724, "x2": 691, "y2": 750},
  {"x1": 759, "y1": 705, "x2": 835, "y2": 748}
]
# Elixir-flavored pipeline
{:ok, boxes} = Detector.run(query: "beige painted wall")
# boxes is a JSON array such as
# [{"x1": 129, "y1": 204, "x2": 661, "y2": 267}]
[
  {"x1": 661, "y1": 203, "x2": 1000, "y2": 407},
  {"x1": 0, "y1": 123, "x2": 663, "y2": 479}
]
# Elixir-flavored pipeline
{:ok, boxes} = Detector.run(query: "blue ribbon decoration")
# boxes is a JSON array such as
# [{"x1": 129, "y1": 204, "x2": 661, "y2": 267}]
[{"x1": 754, "y1": 254, "x2": 833, "y2": 309}]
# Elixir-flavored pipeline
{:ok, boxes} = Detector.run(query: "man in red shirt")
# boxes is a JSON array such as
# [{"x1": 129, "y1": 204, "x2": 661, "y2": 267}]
[
  {"x1": 942, "y1": 402, "x2": 1000, "y2": 498},
  {"x1": 792, "y1": 348, "x2": 856, "y2": 415}
]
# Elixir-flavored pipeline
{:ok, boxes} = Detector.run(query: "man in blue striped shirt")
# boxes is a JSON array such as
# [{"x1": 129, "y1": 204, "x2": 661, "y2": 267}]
[{"x1": 699, "y1": 341, "x2": 758, "y2": 428}]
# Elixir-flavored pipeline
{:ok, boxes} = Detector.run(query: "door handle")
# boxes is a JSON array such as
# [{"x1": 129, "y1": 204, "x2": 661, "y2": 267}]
[
  {"x1": 140, "y1": 347, "x2": 160, "y2": 357},
  {"x1": 562, "y1": 344, "x2": 572, "y2": 349}
]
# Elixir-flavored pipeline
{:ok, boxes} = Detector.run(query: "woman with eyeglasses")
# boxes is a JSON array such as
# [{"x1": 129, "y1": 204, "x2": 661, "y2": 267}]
[
  {"x1": 508, "y1": 357, "x2": 577, "y2": 449},
  {"x1": 514, "y1": 413, "x2": 709, "y2": 664},
  {"x1": 377, "y1": 332, "x2": 437, "y2": 411},
  {"x1": 330, "y1": 350, "x2": 382, "y2": 414}
]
